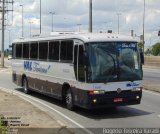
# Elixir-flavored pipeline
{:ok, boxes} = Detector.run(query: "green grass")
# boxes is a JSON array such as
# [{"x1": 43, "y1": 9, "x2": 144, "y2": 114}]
[{"x1": 0, "y1": 115, "x2": 9, "y2": 134}]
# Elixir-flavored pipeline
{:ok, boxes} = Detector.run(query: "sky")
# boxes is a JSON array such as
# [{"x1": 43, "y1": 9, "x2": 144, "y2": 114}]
[{"x1": 0, "y1": 0, "x2": 160, "y2": 49}]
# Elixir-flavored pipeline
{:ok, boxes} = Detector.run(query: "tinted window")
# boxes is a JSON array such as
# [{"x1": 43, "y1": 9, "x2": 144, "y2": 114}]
[
  {"x1": 12, "y1": 43, "x2": 16, "y2": 58},
  {"x1": 16, "y1": 44, "x2": 22, "y2": 58},
  {"x1": 60, "y1": 40, "x2": 73, "y2": 61},
  {"x1": 23, "y1": 43, "x2": 29, "y2": 59},
  {"x1": 30, "y1": 42, "x2": 38, "y2": 59},
  {"x1": 74, "y1": 45, "x2": 78, "y2": 80},
  {"x1": 78, "y1": 45, "x2": 85, "y2": 82},
  {"x1": 39, "y1": 42, "x2": 48, "y2": 60},
  {"x1": 49, "y1": 41, "x2": 59, "y2": 61}
]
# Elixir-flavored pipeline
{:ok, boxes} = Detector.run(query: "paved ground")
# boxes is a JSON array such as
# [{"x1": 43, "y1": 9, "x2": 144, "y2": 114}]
[
  {"x1": 0, "y1": 64, "x2": 160, "y2": 134},
  {"x1": 143, "y1": 65, "x2": 160, "y2": 93},
  {"x1": 144, "y1": 56, "x2": 160, "y2": 67},
  {"x1": 0, "y1": 66, "x2": 73, "y2": 134},
  {"x1": 0, "y1": 90, "x2": 72, "y2": 134},
  {"x1": 143, "y1": 80, "x2": 160, "y2": 93}
]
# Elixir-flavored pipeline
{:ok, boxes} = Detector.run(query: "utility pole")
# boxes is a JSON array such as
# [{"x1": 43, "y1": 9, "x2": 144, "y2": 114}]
[
  {"x1": 20, "y1": 4, "x2": 24, "y2": 37},
  {"x1": 1, "y1": 0, "x2": 5, "y2": 67},
  {"x1": 142, "y1": 0, "x2": 146, "y2": 53},
  {"x1": 49, "y1": 11, "x2": 55, "y2": 32},
  {"x1": 89, "y1": 0, "x2": 92, "y2": 33},
  {"x1": 0, "y1": 0, "x2": 14, "y2": 67},
  {"x1": 117, "y1": 13, "x2": 121, "y2": 34}
]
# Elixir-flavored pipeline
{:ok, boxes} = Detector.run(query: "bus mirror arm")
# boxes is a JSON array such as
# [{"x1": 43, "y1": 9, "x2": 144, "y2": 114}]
[
  {"x1": 84, "y1": 65, "x2": 88, "y2": 71},
  {"x1": 83, "y1": 55, "x2": 89, "y2": 66},
  {"x1": 140, "y1": 52, "x2": 144, "y2": 65}
]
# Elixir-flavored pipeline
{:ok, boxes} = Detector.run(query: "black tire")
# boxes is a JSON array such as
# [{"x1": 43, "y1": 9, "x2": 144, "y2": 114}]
[
  {"x1": 65, "y1": 88, "x2": 75, "y2": 110},
  {"x1": 23, "y1": 78, "x2": 30, "y2": 94}
]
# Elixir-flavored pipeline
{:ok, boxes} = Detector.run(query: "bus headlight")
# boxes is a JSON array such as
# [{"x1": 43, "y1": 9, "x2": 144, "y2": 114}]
[
  {"x1": 88, "y1": 90, "x2": 105, "y2": 95},
  {"x1": 93, "y1": 99, "x2": 97, "y2": 103},
  {"x1": 132, "y1": 87, "x2": 143, "y2": 91},
  {"x1": 136, "y1": 96, "x2": 140, "y2": 99}
]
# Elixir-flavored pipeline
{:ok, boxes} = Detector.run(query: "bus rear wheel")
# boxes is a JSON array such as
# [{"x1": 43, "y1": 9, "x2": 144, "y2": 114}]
[
  {"x1": 23, "y1": 78, "x2": 30, "y2": 94},
  {"x1": 65, "y1": 88, "x2": 74, "y2": 110}
]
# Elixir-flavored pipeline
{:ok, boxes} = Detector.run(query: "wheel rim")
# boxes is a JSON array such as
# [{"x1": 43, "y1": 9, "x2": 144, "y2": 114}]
[
  {"x1": 66, "y1": 91, "x2": 72, "y2": 106},
  {"x1": 23, "y1": 79, "x2": 27, "y2": 92}
]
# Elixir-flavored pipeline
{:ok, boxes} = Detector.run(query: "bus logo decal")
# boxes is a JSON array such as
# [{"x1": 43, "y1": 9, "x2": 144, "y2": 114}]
[
  {"x1": 126, "y1": 82, "x2": 140, "y2": 87},
  {"x1": 24, "y1": 61, "x2": 51, "y2": 74},
  {"x1": 33, "y1": 62, "x2": 51, "y2": 74},
  {"x1": 117, "y1": 88, "x2": 122, "y2": 94},
  {"x1": 24, "y1": 61, "x2": 32, "y2": 71}
]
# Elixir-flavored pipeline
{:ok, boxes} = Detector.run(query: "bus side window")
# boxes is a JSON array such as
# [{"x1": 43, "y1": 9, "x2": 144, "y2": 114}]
[
  {"x1": 60, "y1": 40, "x2": 73, "y2": 62},
  {"x1": 49, "y1": 41, "x2": 59, "y2": 61},
  {"x1": 30, "y1": 42, "x2": 38, "y2": 59},
  {"x1": 12, "y1": 43, "x2": 16, "y2": 58},
  {"x1": 16, "y1": 44, "x2": 22, "y2": 59},
  {"x1": 39, "y1": 42, "x2": 48, "y2": 60},
  {"x1": 74, "y1": 45, "x2": 78, "y2": 80},
  {"x1": 23, "y1": 43, "x2": 29, "y2": 59},
  {"x1": 78, "y1": 45, "x2": 85, "y2": 82}
]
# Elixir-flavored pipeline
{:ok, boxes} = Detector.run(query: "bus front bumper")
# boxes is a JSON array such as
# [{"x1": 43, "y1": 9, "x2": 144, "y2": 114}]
[{"x1": 74, "y1": 90, "x2": 142, "y2": 109}]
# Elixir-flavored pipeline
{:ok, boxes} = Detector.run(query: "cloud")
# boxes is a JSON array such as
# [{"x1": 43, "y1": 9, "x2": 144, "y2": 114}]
[{"x1": 1, "y1": 0, "x2": 160, "y2": 49}]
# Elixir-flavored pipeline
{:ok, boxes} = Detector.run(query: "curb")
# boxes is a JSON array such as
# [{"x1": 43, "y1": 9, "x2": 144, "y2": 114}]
[
  {"x1": 0, "y1": 89, "x2": 73, "y2": 134},
  {"x1": 144, "y1": 86, "x2": 160, "y2": 94},
  {"x1": 143, "y1": 66, "x2": 160, "y2": 70}
]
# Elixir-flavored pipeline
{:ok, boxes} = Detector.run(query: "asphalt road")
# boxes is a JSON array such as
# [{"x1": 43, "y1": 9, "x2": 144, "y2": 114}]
[{"x1": 0, "y1": 60, "x2": 160, "y2": 134}]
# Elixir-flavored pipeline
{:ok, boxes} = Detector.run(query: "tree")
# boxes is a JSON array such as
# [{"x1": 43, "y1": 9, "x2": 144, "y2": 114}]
[
  {"x1": 152, "y1": 43, "x2": 160, "y2": 56},
  {"x1": 138, "y1": 42, "x2": 143, "y2": 49}
]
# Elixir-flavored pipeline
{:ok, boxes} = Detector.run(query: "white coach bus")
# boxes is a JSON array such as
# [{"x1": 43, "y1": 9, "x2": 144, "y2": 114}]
[{"x1": 12, "y1": 33, "x2": 143, "y2": 110}]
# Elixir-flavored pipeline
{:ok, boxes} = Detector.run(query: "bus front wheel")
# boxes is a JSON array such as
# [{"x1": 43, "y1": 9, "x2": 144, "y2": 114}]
[
  {"x1": 23, "y1": 78, "x2": 30, "y2": 94},
  {"x1": 65, "y1": 88, "x2": 74, "y2": 110}
]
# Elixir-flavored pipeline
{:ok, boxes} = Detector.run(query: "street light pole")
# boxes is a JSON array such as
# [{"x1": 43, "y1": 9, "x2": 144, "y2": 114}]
[
  {"x1": 89, "y1": 0, "x2": 92, "y2": 33},
  {"x1": 9, "y1": 30, "x2": 11, "y2": 47},
  {"x1": 29, "y1": 21, "x2": 33, "y2": 38},
  {"x1": 104, "y1": 22, "x2": 108, "y2": 32},
  {"x1": 20, "y1": 4, "x2": 24, "y2": 37},
  {"x1": 77, "y1": 24, "x2": 82, "y2": 32},
  {"x1": 7, "y1": 30, "x2": 11, "y2": 48},
  {"x1": 117, "y1": 13, "x2": 121, "y2": 34},
  {"x1": 49, "y1": 12, "x2": 55, "y2": 32},
  {"x1": 142, "y1": 0, "x2": 146, "y2": 53},
  {"x1": 1, "y1": 0, "x2": 5, "y2": 67},
  {"x1": 40, "y1": 0, "x2": 42, "y2": 34}
]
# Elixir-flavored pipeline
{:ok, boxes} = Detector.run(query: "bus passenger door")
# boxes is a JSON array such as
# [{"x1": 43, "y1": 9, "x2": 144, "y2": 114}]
[{"x1": 74, "y1": 45, "x2": 85, "y2": 82}]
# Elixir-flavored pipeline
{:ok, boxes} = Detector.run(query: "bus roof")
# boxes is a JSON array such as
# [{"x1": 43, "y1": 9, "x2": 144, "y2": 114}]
[{"x1": 13, "y1": 33, "x2": 138, "y2": 43}]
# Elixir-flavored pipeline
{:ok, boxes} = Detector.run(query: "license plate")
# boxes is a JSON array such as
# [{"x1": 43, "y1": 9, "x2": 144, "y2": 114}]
[{"x1": 113, "y1": 98, "x2": 123, "y2": 102}]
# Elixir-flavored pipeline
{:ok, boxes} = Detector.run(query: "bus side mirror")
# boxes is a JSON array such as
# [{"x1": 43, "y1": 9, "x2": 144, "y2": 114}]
[{"x1": 140, "y1": 52, "x2": 144, "y2": 65}]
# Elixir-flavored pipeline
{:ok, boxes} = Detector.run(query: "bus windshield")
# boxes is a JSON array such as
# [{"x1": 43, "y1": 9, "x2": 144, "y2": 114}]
[{"x1": 86, "y1": 42, "x2": 143, "y2": 83}]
